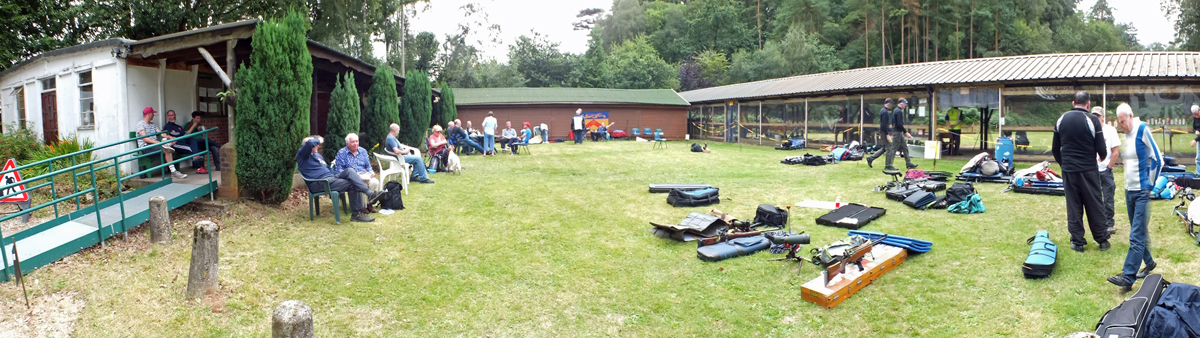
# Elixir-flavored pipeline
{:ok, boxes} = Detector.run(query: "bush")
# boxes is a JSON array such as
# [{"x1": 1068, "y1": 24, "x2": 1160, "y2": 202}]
[
  {"x1": 362, "y1": 65, "x2": 399, "y2": 151},
  {"x1": 25, "y1": 134, "x2": 95, "y2": 178},
  {"x1": 402, "y1": 70, "x2": 432, "y2": 146},
  {"x1": 234, "y1": 13, "x2": 313, "y2": 204},
  {"x1": 324, "y1": 73, "x2": 360, "y2": 160},
  {"x1": 439, "y1": 85, "x2": 457, "y2": 125},
  {"x1": 0, "y1": 124, "x2": 43, "y2": 163}
]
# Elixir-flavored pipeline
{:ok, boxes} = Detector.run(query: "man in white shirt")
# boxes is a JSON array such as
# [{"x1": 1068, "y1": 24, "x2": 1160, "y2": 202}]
[
  {"x1": 572, "y1": 108, "x2": 585, "y2": 144},
  {"x1": 482, "y1": 111, "x2": 498, "y2": 156},
  {"x1": 1093, "y1": 107, "x2": 1121, "y2": 235}
]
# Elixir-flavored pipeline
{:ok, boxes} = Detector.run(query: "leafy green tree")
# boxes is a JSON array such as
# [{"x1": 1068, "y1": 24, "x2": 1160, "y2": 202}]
[
  {"x1": 598, "y1": 0, "x2": 646, "y2": 49},
  {"x1": 408, "y1": 31, "x2": 439, "y2": 73},
  {"x1": 604, "y1": 36, "x2": 678, "y2": 89},
  {"x1": 234, "y1": 13, "x2": 312, "y2": 204},
  {"x1": 362, "y1": 65, "x2": 399, "y2": 152},
  {"x1": 402, "y1": 70, "x2": 432, "y2": 145},
  {"x1": 324, "y1": 73, "x2": 360, "y2": 160},
  {"x1": 1164, "y1": 0, "x2": 1200, "y2": 50},
  {"x1": 684, "y1": 0, "x2": 756, "y2": 58},
  {"x1": 508, "y1": 34, "x2": 572, "y2": 87},
  {"x1": 473, "y1": 60, "x2": 527, "y2": 88},
  {"x1": 644, "y1": 1, "x2": 690, "y2": 63}
]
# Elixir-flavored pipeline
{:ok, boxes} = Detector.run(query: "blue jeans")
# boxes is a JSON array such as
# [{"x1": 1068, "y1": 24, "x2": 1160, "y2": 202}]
[
  {"x1": 1120, "y1": 190, "x2": 1155, "y2": 283},
  {"x1": 402, "y1": 155, "x2": 428, "y2": 180},
  {"x1": 1195, "y1": 142, "x2": 1199, "y2": 174},
  {"x1": 483, "y1": 133, "x2": 495, "y2": 153}
]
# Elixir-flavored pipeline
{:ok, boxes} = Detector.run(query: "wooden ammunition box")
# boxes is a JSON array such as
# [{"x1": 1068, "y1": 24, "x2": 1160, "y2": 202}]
[{"x1": 801, "y1": 244, "x2": 908, "y2": 309}]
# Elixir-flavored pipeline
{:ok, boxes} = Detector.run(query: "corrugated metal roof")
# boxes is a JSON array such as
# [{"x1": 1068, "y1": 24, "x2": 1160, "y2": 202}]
[
  {"x1": 455, "y1": 88, "x2": 689, "y2": 106},
  {"x1": 680, "y1": 52, "x2": 1200, "y2": 104}
]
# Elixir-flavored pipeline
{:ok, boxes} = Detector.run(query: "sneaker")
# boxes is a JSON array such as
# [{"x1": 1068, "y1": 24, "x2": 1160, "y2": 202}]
[
  {"x1": 907, "y1": 163, "x2": 919, "y2": 169},
  {"x1": 1107, "y1": 275, "x2": 1133, "y2": 293},
  {"x1": 352, "y1": 214, "x2": 375, "y2": 223},
  {"x1": 866, "y1": 157, "x2": 875, "y2": 168},
  {"x1": 1136, "y1": 262, "x2": 1157, "y2": 279},
  {"x1": 1070, "y1": 244, "x2": 1085, "y2": 252},
  {"x1": 171, "y1": 171, "x2": 187, "y2": 179},
  {"x1": 196, "y1": 167, "x2": 209, "y2": 174},
  {"x1": 162, "y1": 145, "x2": 175, "y2": 153},
  {"x1": 1099, "y1": 241, "x2": 1111, "y2": 252}
]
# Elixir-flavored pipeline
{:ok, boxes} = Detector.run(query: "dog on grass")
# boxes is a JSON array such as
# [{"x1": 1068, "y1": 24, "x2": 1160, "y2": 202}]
[{"x1": 446, "y1": 150, "x2": 463, "y2": 175}]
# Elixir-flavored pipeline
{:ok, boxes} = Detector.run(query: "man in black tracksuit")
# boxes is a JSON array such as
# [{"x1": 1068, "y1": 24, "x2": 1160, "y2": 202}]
[
  {"x1": 1052, "y1": 91, "x2": 1110, "y2": 252},
  {"x1": 886, "y1": 99, "x2": 917, "y2": 171},
  {"x1": 865, "y1": 98, "x2": 892, "y2": 168}
]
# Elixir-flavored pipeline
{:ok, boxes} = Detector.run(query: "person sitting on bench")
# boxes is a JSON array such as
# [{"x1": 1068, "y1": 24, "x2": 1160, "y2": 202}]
[{"x1": 135, "y1": 106, "x2": 187, "y2": 179}]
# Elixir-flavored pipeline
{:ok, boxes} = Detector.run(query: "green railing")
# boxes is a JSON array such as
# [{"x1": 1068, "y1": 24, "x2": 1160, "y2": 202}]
[{"x1": 0, "y1": 127, "x2": 218, "y2": 279}]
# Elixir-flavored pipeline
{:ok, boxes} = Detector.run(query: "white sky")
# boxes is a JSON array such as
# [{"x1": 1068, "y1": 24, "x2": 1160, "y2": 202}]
[{"x1": 394, "y1": 0, "x2": 1178, "y2": 64}]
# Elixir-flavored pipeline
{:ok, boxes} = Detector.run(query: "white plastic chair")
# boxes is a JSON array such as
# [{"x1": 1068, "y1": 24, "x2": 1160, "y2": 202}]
[{"x1": 375, "y1": 152, "x2": 412, "y2": 195}]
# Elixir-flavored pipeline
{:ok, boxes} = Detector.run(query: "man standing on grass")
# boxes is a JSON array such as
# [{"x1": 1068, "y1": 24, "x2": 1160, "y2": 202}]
[
  {"x1": 866, "y1": 98, "x2": 892, "y2": 168},
  {"x1": 1092, "y1": 107, "x2": 1120, "y2": 236},
  {"x1": 1189, "y1": 104, "x2": 1200, "y2": 174},
  {"x1": 482, "y1": 111, "x2": 498, "y2": 156},
  {"x1": 1052, "y1": 91, "x2": 1110, "y2": 252},
  {"x1": 1108, "y1": 103, "x2": 1162, "y2": 292},
  {"x1": 572, "y1": 108, "x2": 586, "y2": 144}
]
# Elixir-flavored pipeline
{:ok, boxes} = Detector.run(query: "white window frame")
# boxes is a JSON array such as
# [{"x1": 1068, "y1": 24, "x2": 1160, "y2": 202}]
[
  {"x1": 13, "y1": 86, "x2": 26, "y2": 130},
  {"x1": 78, "y1": 70, "x2": 94, "y2": 129}
]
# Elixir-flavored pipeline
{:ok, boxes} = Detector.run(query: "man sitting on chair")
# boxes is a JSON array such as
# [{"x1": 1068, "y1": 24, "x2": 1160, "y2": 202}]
[
  {"x1": 296, "y1": 135, "x2": 379, "y2": 223},
  {"x1": 500, "y1": 121, "x2": 518, "y2": 151},
  {"x1": 385, "y1": 123, "x2": 434, "y2": 184},
  {"x1": 447, "y1": 120, "x2": 485, "y2": 155},
  {"x1": 334, "y1": 133, "x2": 381, "y2": 194}
]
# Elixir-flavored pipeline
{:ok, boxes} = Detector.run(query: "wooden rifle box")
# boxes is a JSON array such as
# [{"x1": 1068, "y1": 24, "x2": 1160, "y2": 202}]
[{"x1": 800, "y1": 244, "x2": 908, "y2": 309}]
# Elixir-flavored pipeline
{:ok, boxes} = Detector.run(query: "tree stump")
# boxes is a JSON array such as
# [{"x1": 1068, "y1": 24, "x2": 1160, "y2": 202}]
[
  {"x1": 186, "y1": 221, "x2": 219, "y2": 298},
  {"x1": 272, "y1": 300, "x2": 314, "y2": 338},
  {"x1": 148, "y1": 196, "x2": 171, "y2": 244}
]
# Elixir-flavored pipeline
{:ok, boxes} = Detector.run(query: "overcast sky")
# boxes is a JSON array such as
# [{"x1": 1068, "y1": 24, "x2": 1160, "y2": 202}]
[{"x1": 398, "y1": 0, "x2": 1178, "y2": 64}]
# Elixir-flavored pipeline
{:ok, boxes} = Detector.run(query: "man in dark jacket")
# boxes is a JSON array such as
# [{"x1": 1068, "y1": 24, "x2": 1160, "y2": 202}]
[
  {"x1": 865, "y1": 98, "x2": 892, "y2": 168},
  {"x1": 1052, "y1": 91, "x2": 1110, "y2": 252},
  {"x1": 1189, "y1": 104, "x2": 1200, "y2": 174},
  {"x1": 885, "y1": 99, "x2": 918, "y2": 171},
  {"x1": 296, "y1": 136, "x2": 380, "y2": 223}
]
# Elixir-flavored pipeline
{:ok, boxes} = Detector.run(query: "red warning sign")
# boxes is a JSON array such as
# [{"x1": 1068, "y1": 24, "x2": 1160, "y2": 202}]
[{"x1": 0, "y1": 158, "x2": 30, "y2": 202}]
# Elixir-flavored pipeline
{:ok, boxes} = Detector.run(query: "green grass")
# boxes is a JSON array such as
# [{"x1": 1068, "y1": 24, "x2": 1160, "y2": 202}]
[{"x1": 5, "y1": 140, "x2": 1200, "y2": 337}]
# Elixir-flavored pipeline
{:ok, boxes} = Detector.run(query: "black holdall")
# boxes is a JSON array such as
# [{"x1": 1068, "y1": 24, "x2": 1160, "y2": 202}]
[
  {"x1": 379, "y1": 181, "x2": 405, "y2": 210},
  {"x1": 1094, "y1": 274, "x2": 1169, "y2": 338},
  {"x1": 903, "y1": 190, "x2": 938, "y2": 209},
  {"x1": 753, "y1": 204, "x2": 789, "y2": 227}
]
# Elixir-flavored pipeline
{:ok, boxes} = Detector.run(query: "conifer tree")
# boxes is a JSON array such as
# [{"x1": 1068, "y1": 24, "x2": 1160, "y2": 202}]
[
  {"x1": 401, "y1": 70, "x2": 432, "y2": 146},
  {"x1": 324, "y1": 73, "x2": 360, "y2": 160},
  {"x1": 361, "y1": 65, "x2": 399, "y2": 152}
]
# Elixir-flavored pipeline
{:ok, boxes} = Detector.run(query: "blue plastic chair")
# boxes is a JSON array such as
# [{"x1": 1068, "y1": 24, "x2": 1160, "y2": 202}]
[
  {"x1": 644, "y1": 128, "x2": 652, "y2": 136},
  {"x1": 631, "y1": 128, "x2": 641, "y2": 138},
  {"x1": 654, "y1": 128, "x2": 664, "y2": 140}
]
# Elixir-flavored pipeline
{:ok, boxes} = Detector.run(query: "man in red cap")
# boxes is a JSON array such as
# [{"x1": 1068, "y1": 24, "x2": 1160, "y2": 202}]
[{"x1": 135, "y1": 106, "x2": 187, "y2": 179}]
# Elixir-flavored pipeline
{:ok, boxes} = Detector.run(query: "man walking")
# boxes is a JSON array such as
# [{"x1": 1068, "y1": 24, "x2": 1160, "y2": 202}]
[
  {"x1": 885, "y1": 99, "x2": 918, "y2": 171},
  {"x1": 866, "y1": 98, "x2": 893, "y2": 168},
  {"x1": 1052, "y1": 91, "x2": 1110, "y2": 252},
  {"x1": 572, "y1": 108, "x2": 586, "y2": 144},
  {"x1": 1093, "y1": 107, "x2": 1120, "y2": 235},
  {"x1": 1108, "y1": 103, "x2": 1162, "y2": 292}
]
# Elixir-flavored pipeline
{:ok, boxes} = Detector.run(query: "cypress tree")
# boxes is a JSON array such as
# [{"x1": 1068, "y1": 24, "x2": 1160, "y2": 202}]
[
  {"x1": 401, "y1": 70, "x2": 432, "y2": 146},
  {"x1": 440, "y1": 85, "x2": 457, "y2": 124},
  {"x1": 234, "y1": 13, "x2": 312, "y2": 204},
  {"x1": 324, "y1": 73, "x2": 360, "y2": 160},
  {"x1": 361, "y1": 65, "x2": 399, "y2": 151}
]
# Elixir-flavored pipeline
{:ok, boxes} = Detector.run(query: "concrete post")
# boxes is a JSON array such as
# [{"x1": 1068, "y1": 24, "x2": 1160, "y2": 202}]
[
  {"x1": 186, "y1": 221, "x2": 219, "y2": 298},
  {"x1": 272, "y1": 300, "x2": 314, "y2": 338},
  {"x1": 148, "y1": 196, "x2": 171, "y2": 244}
]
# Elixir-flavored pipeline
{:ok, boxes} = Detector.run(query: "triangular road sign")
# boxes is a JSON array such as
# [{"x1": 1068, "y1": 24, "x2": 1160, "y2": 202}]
[{"x1": 1, "y1": 158, "x2": 30, "y2": 203}]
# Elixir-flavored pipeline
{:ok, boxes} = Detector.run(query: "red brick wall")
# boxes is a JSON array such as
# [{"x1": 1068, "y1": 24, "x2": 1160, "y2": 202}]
[{"x1": 454, "y1": 104, "x2": 688, "y2": 140}]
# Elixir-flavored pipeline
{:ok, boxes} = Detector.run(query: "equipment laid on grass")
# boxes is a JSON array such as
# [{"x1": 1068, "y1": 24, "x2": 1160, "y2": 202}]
[
  {"x1": 1022, "y1": 230, "x2": 1058, "y2": 279},
  {"x1": 1150, "y1": 176, "x2": 1180, "y2": 200},
  {"x1": 649, "y1": 184, "x2": 713, "y2": 193},
  {"x1": 808, "y1": 235, "x2": 887, "y2": 286},
  {"x1": 379, "y1": 181, "x2": 406, "y2": 210},
  {"x1": 885, "y1": 184, "x2": 923, "y2": 201},
  {"x1": 775, "y1": 138, "x2": 806, "y2": 150},
  {"x1": 1144, "y1": 282, "x2": 1200, "y2": 337},
  {"x1": 782, "y1": 154, "x2": 836, "y2": 165},
  {"x1": 667, "y1": 187, "x2": 720, "y2": 207},
  {"x1": 801, "y1": 243, "x2": 907, "y2": 309},
  {"x1": 1004, "y1": 161, "x2": 1065, "y2": 196},
  {"x1": 649, "y1": 212, "x2": 728, "y2": 241},
  {"x1": 767, "y1": 232, "x2": 811, "y2": 274},
  {"x1": 753, "y1": 204, "x2": 789, "y2": 228},
  {"x1": 697, "y1": 235, "x2": 771, "y2": 262},
  {"x1": 902, "y1": 190, "x2": 938, "y2": 210},
  {"x1": 948, "y1": 193, "x2": 985, "y2": 214},
  {"x1": 1171, "y1": 176, "x2": 1200, "y2": 246},
  {"x1": 846, "y1": 231, "x2": 931, "y2": 253},
  {"x1": 1094, "y1": 274, "x2": 1168, "y2": 337},
  {"x1": 816, "y1": 204, "x2": 886, "y2": 229},
  {"x1": 956, "y1": 151, "x2": 1013, "y2": 183}
]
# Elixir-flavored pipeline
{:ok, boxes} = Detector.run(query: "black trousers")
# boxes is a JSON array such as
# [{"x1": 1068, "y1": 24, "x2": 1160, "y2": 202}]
[
  {"x1": 1063, "y1": 170, "x2": 1111, "y2": 246},
  {"x1": 948, "y1": 129, "x2": 961, "y2": 156}
]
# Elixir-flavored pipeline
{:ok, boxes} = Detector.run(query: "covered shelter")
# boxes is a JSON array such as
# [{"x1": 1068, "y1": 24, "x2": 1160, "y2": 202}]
[
  {"x1": 454, "y1": 88, "x2": 690, "y2": 141},
  {"x1": 679, "y1": 52, "x2": 1200, "y2": 160}
]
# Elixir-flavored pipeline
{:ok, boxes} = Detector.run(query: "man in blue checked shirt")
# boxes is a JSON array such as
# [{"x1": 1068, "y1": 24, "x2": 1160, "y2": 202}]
[{"x1": 333, "y1": 133, "x2": 381, "y2": 194}]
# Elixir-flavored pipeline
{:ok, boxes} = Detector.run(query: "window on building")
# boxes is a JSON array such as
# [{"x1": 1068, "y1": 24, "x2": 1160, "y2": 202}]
[
  {"x1": 41, "y1": 77, "x2": 55, "y2": 91},
  {"x1": 13, "y1": 87, "x2": 26, "y2": 129},
  {"x1": 79, "y1": 71, "x2": 94, "y2": 129}
]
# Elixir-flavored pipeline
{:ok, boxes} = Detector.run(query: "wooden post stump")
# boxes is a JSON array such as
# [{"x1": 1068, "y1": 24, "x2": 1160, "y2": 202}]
[
  {"x1": 272, "y1": 300, "x2": 314, "y2": 338},
  {"x1": 186, "y1": 221, "x2": 219, "y2": 298},
  {"x1": 148, "y1": 196, "x2": 171, "y2": 244}
]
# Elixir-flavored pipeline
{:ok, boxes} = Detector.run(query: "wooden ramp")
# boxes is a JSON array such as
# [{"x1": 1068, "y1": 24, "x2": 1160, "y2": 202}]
[{"x1": 2, "y1": 179, "x2": 216, "y2": 281}]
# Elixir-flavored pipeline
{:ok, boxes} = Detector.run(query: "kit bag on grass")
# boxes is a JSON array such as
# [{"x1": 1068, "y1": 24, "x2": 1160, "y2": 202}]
[
  {"x1": 1022, "y1": 230, "x2": 1057, "y2": 279},
  {"x1": 667, "y1": 188, "x2": 720, "y2": 207},
  {"x1": 696, "y1": 235, "x2": 770, "y2": 262},
  {"x1": 379, "y1": 181, "x2": 405, "y2": 210},
  {"x1": 753, "y1": 204, "x2": 788, "y2": 227},
  {"x1": 1094, "y1": 274, "x2": 1168, "y2": 337},
  {"x1": 902, "y1": 191, "x2": 938, "y2": 209},
  {"x1": 886, "y1": 185, "x2": 922, "y2": 201},
  {"x1": 944, "y1": 182, "x2": 976, "y2": 205}
]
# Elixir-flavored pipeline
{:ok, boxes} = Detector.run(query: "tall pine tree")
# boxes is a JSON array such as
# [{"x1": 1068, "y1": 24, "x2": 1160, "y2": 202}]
[
  {"x1": 324, "y1": 73, "x2": 360, "y2": 160},
  {"x1": 440, "y1": 85, "x2": 457, "y2": 125},
  {"x1": 401, "y1": 70, "x2": 432, "y2": 146},
  {"x1": 235, "y1": 13, "x2": 312, "y2": 203},
  {"x1": 362, "y1": 65, "x2": 399, "y2": 152}
]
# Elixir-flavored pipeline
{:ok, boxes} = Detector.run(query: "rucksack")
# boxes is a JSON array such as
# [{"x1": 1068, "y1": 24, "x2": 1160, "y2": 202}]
[
  {"x1": 691, "y1": 143, "x2": 704, "y2": 152},
  {"x1": 753, "y1": 204, "x2": 788, "y2": 228},
  {"x1": 379, "y1": 181, "x2": 405, "y2": 210},
  {"x1": 944, "y1": 182, "x2": 976, "y2": 205}
]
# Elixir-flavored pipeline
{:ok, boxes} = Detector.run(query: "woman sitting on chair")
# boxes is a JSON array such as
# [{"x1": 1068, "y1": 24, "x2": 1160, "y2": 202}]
[{"x1": 427, "y1": 125, "x2": 449, "y2": 171}]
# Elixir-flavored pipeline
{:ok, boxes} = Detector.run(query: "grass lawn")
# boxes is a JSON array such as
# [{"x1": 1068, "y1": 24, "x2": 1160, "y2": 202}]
[{"x1": 4, "y1": 140, "x2": 1200, "y2": 337}]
